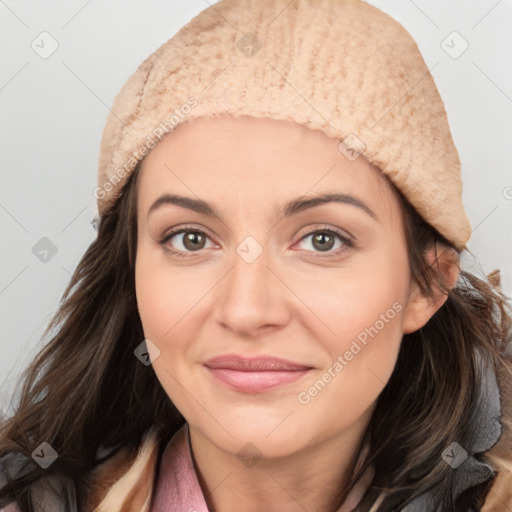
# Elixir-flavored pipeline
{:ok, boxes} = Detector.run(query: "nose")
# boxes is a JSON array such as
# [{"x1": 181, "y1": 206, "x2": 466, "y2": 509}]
[{"x1": 213, "y1": 244, "x2": 291, "y2": 337}]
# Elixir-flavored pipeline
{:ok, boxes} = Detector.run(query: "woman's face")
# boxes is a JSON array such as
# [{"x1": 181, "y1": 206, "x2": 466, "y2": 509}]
[{"x1": 135, "y1": 115, "x2": 421, "y2": 457}]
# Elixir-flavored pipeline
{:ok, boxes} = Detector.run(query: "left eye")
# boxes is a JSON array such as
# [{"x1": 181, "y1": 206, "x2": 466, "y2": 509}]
[{"x1": 295, "y1": 229, "x2": 352, "y2": 255}]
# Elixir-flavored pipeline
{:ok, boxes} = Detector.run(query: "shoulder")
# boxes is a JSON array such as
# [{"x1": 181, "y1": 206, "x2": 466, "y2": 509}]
[
  {"x1": 81, "y1": 444, "x2": 140, "y2": 511},
  {"x1": 0, "y1": 427, "x2": 163, "y2": 512},
  {"x1": 82, "y1": 426, "x2": 162, "y2": 512},
  {"x1": 481, "y1": 357, "x2": 512, "y2": 511}
]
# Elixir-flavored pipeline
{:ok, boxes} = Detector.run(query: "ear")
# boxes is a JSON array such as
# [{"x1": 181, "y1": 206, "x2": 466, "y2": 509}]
[{"x1": 401, "y1": 243, "x2": 461, "y2": 335}]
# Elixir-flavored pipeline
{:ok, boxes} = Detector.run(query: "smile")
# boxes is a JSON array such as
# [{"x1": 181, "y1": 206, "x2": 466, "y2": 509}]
[{"x1": 205, "y1": 367, "x2": 312, "y2": 393}]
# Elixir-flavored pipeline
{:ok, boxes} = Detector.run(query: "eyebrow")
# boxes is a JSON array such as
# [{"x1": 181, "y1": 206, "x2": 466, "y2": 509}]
[{"x1": 147, "y1": 192, "x2": 378, "y2": 222}]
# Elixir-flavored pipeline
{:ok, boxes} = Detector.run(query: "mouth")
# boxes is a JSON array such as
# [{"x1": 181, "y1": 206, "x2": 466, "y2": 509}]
[{"x1": 203, "y1": 354, "x2": 313, "y2": 393}]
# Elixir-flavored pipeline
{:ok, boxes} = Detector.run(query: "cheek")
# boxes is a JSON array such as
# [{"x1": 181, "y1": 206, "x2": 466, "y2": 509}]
[
  {"x1": 292, "y1": 245, "x2": 409, "y2": 350},
  {"x1": 135, "y1": 254, "x2": 166, "y2": 341},
  {"x1": 293, "y1": 246, "x2": 409, "y2": 413},
  {"x1": 134, "y1": 247, "x2": 213, "y2": 361},
  {"x1": 134, "y1": 250, "x2": 197, "y2": 411},
  {"x1": 136, "y1": 255, "x2": 186, "y2": 345},
  {"x1": 135, "y1": 242, "x2": 180, "y2": 355}
]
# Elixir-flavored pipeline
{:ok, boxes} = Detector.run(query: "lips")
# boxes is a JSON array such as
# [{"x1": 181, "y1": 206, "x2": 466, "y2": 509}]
[
  {"x1": 203, "y1": 355, "x2": 313, "y2": 393},
  {"x1": 204, "y1": 354, "x2": 312, "y2": 371}
]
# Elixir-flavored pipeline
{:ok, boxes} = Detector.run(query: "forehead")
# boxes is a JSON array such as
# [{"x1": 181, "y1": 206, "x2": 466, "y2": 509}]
[{"x1": 137, "y1": 115, "x2": 400, "y2": 221}]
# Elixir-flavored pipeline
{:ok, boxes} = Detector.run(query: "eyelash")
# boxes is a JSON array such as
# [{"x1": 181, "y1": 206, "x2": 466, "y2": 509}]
[{"x1": 157, "y1": 224, "x2": 355, "y2": 259}]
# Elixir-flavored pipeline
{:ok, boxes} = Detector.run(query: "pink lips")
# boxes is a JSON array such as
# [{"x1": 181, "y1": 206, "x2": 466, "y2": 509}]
[{"x1": 204, "y1": 355, "x2": 312, "y2": 393}]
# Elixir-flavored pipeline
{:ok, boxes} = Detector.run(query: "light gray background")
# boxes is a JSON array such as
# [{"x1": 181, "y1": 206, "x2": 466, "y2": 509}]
[{"x1": 1, "y1": 0, "x2": 511, "y2": 416}]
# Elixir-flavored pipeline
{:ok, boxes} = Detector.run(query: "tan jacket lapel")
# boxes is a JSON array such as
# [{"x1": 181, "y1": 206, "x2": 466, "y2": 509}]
[{"x1": 82, "y1": 427, "x2": 161, "y2": 512}]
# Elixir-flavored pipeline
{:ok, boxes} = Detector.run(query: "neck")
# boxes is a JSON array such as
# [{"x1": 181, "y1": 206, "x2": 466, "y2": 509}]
[{"x1": 187, "y1": 410, "x2": 374, "y2": 512}]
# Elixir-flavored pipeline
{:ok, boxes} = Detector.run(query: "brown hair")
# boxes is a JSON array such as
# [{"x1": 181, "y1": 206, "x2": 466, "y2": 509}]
[{"x1": 0, "y1": 161, "x2": 511, "y2": 511}]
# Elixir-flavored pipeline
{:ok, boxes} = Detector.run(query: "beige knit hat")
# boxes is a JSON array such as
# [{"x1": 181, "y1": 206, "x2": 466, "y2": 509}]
[{"x1": 95, "y1": 0, "x2": 472, "y2": 251}]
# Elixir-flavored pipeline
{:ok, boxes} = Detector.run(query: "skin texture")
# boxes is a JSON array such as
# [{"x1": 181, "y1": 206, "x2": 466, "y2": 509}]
[{"x1": 135, "y1": 115, "x2": 460, "y2": 512}]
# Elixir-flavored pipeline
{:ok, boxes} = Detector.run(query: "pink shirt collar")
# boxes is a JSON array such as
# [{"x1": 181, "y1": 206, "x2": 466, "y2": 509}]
[
  {"x1": 149, "y1": 423, "x2": 372, "y2": 512},
  {"x1": 150, "y1": 423, "x2": 210, "y2": 512}
]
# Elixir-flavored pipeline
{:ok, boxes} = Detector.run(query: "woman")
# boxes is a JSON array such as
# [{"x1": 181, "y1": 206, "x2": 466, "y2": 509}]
[{"x1": 1, "y1": 0, "x2": 511, "y2": 511}]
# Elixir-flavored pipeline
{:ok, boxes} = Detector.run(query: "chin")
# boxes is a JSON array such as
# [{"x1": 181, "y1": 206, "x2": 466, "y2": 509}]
[{"x1": 193, "y1": 413, "x2": 315, "y2": 458}]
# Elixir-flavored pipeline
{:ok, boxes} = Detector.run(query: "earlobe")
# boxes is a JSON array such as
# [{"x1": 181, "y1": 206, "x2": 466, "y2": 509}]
[{"x1": 401, "y1": 243, "x2": 461, "y2": 335}]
